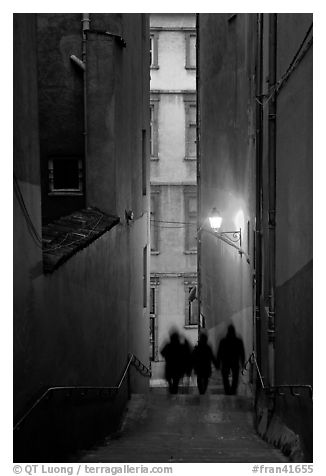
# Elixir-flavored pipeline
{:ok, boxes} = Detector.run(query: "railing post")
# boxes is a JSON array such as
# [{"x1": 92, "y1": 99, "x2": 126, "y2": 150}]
[{"x1": 127, "y1": 355, "x2": 131, "y2": 400}]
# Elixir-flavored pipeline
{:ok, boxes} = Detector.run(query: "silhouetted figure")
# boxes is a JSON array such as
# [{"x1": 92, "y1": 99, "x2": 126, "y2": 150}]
[
  {"x1": 216, "y1": 324, "x2": 245, "y2": 395},
  {"x1": 161, "y1": 330, "x2": 189, "y2": 394},
  {"x1": 192, "y1": 332, "x2": 215, "y2": 394}
]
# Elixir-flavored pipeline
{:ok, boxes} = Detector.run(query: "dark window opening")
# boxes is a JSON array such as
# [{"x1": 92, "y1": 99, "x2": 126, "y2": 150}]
[
  {"x1": 187, "y1": 286, "x2": 198, "y2": 326},
  {"x1": 143, "y1": 246, "x2": 147, "y2": 307},
  {"x1": 142, "y1": 129, "x2": 147, "y2": 196},
  {"x1": 48, "y1": 157, "x2": 83, "y2": 195},
  {"x1": 150, "y1": 286, "x2": 156, "y2": 315},
  {"x1": 150, "y1": 191, "x2": 159, "y2": 252},
  {"x1": 184, "y1": 190, "x2": 197, "y2": 252},
  {"x1": 53, "y1": 159, "x2": 79, "y2": 190}
]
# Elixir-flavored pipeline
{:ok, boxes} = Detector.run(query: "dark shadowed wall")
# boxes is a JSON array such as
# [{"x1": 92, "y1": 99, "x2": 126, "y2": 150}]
[
  {"x1": 273, "y1": 13, "x2": 313, "y2": 460},
  {"x1": 198, "y1": 12, "x2": 312, "y2": 460},
  {"x1": 37, "y1": 14, "x2": 85, "y2": 223},
  {"x1": 13, "y1": 13, "x2": 150, "y2": 461}
]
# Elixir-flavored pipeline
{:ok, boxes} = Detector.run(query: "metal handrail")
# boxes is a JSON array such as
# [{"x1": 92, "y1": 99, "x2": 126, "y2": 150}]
[
  {"x1": 130, "y1": 353, "x2": 152, "y2": 378},
  {"x1": 14, "y1": 353, "x2": 151, "y2": 431},
  {"x1": 242, "y1": 351, "x2": 265, "y2": 389},
  {"x1": 242, "y1": 351, "x2": 312, "y2": 399}
]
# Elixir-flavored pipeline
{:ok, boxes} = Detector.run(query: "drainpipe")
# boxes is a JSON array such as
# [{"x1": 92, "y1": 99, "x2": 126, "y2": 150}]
[
  {"x1": 82, "y1": 13, "x2": 90, "y2": 204},
  {"x1": 267, "y1": 13, "x2": 277, "y2": 387},
  {"x1": 196, "y1": 13, "x2": 202, "y2": 338},
  {"x1": 255, "y1": 13, "x2": 264, "y2": 375}
]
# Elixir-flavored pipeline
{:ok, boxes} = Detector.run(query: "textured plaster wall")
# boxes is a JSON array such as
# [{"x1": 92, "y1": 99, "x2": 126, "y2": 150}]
[
  {"x1": 150, "y1": 14, "x2": 196, "y2": 92},
  {"x1": 151, "y1": 13, "x2": 195, "y2": 29},
  {"x1": 150, "y1": 94, "x2": 196, "y2": 183},
  {"x1": 151, "y1": 186, "x2": 197, "y2": 274}
]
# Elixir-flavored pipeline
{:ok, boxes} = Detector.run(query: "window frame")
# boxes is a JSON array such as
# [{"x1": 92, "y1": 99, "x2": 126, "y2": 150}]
[
  {"x1": 183, "y1": 185, "x2": 198, "y2": 254},
  {"x1": 143, "y1": 246, "x2": 147, "y2": 308},
  {"x1": 150, "y1": 32, "x2": 159, "y2": 69},
  {"x1": 150, "y1": 188, "x2": 160, "y2": 254},
  {"x1": 184, "y1": 96, "x2": 197, "y2": 160},
  {"x1": 142, "y1": 129, "x2": 147, "y2": 196},
  {"x1": 185, "y1": 32, "x2": 196, "y2": 70},
  {"x1": 184, "y1": 186, "x2": 197, "y2": 253},
  {"x1": 150, "y1": 96, "x2": 160, "y2": 159},
  {"x1": 150, "y1": 277, "x2": 160, "y2": 361},
  {"x1": 184, "y1": 277, "x2": 198, "y2": 327}
]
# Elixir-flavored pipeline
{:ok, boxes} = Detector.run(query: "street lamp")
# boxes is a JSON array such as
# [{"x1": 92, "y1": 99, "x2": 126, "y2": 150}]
[
  {"x1": 207, "y1": 207, "x2": 242, "y2": 248},
  {"x1": 208, "y1": 207, "x2": 223, "y2": 231},
  {"x1": 197, "y1": 207, "x2": 248, "y2": 334}
]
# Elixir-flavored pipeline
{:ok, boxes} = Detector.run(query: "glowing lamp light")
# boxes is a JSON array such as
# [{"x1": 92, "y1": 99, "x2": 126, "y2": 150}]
[
  {"x1": 208, "y1": 208, "x2": 223, "y2": 231},
  {"x1": 202, "y1": 207, "x2": 246, "y2": 260}
]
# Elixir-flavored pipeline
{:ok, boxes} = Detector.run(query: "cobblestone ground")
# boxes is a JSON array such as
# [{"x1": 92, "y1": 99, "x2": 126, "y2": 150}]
[{"x1": 77, "y1": 386, "x2": 288, "y2": 463}]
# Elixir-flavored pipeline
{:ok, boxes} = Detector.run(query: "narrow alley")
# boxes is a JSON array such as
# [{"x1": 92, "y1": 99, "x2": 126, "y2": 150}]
[{"x1": 13, "y1": 12, "x2": 313, "y2": 466}]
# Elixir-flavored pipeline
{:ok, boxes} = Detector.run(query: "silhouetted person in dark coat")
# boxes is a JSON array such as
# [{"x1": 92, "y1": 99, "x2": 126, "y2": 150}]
[
  {"x1": 216, "y1": 324, "x2": 245, "y2": 395},
  {"x1": 161, "y1": 330, "x2": 189, "y2": 394},
  {"x1": 192, "y1": 332, "x2": 215, "y2": 394}
]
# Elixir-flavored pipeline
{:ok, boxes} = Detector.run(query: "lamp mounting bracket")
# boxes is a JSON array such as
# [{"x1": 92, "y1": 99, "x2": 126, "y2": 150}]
[{"x1": 217, "y1": 230, "x2": 242, "y2": 246}]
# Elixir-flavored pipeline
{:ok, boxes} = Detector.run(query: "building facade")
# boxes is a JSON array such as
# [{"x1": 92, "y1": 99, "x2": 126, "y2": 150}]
[
  {"x1": 149, "y1": 13, "x2": 198, "y2": 380},
  {"x1": 13, "y1": 13, "x2": 150, "y2": 461},
  {"x1": 198, "y1": 13, "x2": 312, "y2": 461}
]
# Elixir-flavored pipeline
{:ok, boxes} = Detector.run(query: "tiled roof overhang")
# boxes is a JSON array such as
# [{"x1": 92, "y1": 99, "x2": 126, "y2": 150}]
[{"x1": 42, "y1": 207, "x2": 120, "y2": 274}]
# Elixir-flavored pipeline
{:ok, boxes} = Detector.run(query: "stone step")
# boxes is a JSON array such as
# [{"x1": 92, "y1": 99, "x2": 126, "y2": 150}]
[{"x1": 76, "y1": 392, "x2": 288, "y2": 463}]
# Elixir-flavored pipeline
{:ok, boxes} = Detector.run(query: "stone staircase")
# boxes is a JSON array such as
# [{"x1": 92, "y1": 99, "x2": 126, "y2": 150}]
[{"x1": 76, "y1": 386, "x2": 288, "y2": 463}]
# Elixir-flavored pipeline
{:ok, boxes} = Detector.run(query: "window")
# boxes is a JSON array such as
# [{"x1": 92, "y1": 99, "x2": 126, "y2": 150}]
[
  {"x1": 149, "y1": 288, "x2": 156, "y2": 361},
  {"x1": 185, "y1": 32, "x2": 196, "y2": 69},
  {"x1": 149, "y1": 317, "x2": 156, "y2": 361},
  {"x1": 150, "y1": 191, "x2": 159, "y2": 253},
  {"x1": 143, "y1": 246, "x2": 147, "y2": 308},
  {"x1": 187, "y1": 287, "x2": 198, "y2": 325},
  {"x1": 184, "y1": 188, "x2": 197, "y2": 252},
  {"x1": 150, "y1": 33, "x2": 159, "y2": 69},
  {"x1": 150, "y1": 97, "x2": 159, "y2": 158},
  {"x1": 184, "y1": 100, "x2": 196, "y2": 160},
  {"x1": 48, "y1": 157, "x2": 83, "y2": 195},
  {"x1": 142, "y1": 129, "x2": 147, "y2": 196},
  {"x1": 150, "y1": 286, "x2": 156, "y2": 316},
  {"x1": 150, "y1": 105, "x2": 154, "y2": 156},
  {"x1": 150, "y1": 277, "x2": 160, "y2": 361},
  {"x1": 184, "y1": 278, "x2": 198, "y2": 326}
]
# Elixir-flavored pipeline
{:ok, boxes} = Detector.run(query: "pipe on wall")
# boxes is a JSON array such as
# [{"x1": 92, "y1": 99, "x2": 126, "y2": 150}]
[
  {"x1": 70, "y1": 54, "x2": 85, "y2": 70},
  {"x1": 82, "y1": 13, "x2": 90, "y2": 204},
  {"x1": 267, "y1": 13, "x2": 277, "y2": 387},
  {"x1": 196, "y1": 13, "x2": 202, "y2": 337},
  {"x1": 254, "y1": 12, "x2": 264, "y2": 376}
]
